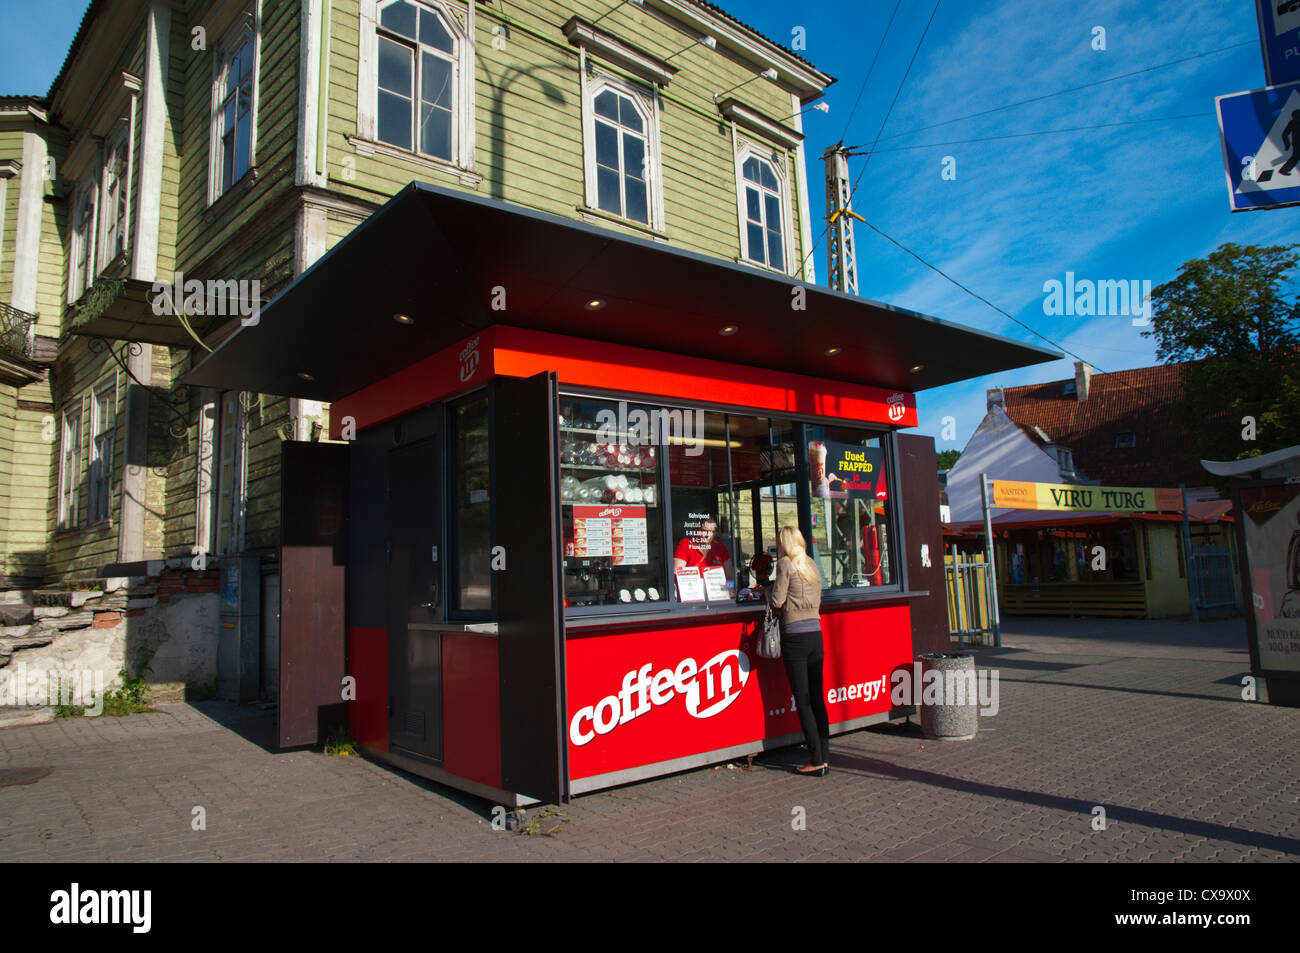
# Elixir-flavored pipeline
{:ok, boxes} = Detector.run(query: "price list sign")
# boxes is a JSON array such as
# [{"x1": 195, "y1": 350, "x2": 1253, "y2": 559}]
[{"x1": 573, "y1": 505, "x2": 649, "y2": 564}]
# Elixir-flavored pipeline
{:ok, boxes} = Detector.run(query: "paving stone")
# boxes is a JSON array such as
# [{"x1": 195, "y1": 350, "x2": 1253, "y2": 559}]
[{"x1": 0, "y1": 618, "x2": 1297, "y2": 862}]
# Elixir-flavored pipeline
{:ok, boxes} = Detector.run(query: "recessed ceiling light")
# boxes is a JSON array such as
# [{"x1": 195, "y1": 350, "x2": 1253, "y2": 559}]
[
  {"x1": 585, "y1": 298, "x2": 606, "y2": 311},
  {"x1": 910, "y1": 363, "x2": 925, "y2": 374},
  {"x1": 824, "y1": 346, "x2": 841, "y2": 356},
  {"x1": 393, "y1": 312, "x2": 414, "y2": 325},
  {"x1": 297, "y1": 371, "x2": 315, "y2": 381},
  {"x1": 720, "y1": 325, "x2": 739, "y2": 336}
]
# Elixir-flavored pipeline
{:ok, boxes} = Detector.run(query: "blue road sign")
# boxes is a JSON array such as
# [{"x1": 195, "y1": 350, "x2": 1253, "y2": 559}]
[
  {"x1": 1257, "y1": 1, "x2": 1300, "y2": 86},
  {"x1": 1216, "y1": 81, "x2": 1300, "y2": 212}
]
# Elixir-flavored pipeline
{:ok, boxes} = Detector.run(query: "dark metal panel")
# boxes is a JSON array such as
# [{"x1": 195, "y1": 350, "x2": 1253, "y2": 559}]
[
  {"x1": 493, "y1": 372, "x2": 567, "y2": 803},
  {"x1": 897, "y1": 433, "x2": 948, "y2": 657},
  {"x1": 387, "y1": 437, "x2": 443, "y2": 760},
  {"x1": 279, "y1": 441, "x2": 349, "y2": 748},
  {"x1": 184, "y1": 183, "x2": 1060, "y2": 400}
]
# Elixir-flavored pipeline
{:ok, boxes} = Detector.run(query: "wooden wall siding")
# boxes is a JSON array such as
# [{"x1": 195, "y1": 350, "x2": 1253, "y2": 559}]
[
  {"x1": 0, "y1": 128, "x2": 20, "y2": 304},
  {"x1": 323, "y1": 0, "x2": 809, "y2": 268},
  {"x1": 156, "y1": 210, "x2": 297, "y2": 559},
  {"x1": 243, "y1": 393, "x2": 289, "y2": 554},
  {"x1": 143, "y1": 345, "x2": 173, "y2": 560},
  {"x1": 45, "y1": 338, "x2": 129, "y2": 579},
  {"x1": 0, "y1": 125, "x2": 66, "y2": 337},
  {"x1": 3, "y1": 378, "x2": 55, "y2": 583},
  {"x1": 35, "y1": 148, "x2": 67, "y2": 336},
  {"x1": 175, "y1": 0, "x2": 301, "y2": 276},
  {"x1": 162, "y1": 347, "x2": 199, "y2": 557},
  {"x1": 152, "y1": 12, "x2": 186, "y2": 285}
]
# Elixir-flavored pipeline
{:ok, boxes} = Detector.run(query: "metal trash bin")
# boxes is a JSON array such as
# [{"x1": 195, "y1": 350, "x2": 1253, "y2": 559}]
[{"x1": 918, "y1": 653, "x2": 978, "y2": 741}]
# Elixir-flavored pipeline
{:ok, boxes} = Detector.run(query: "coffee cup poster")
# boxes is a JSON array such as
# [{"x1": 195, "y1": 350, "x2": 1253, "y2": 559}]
[{"x1": 808, "y1": 441, "x2": 887, "y2": 500}]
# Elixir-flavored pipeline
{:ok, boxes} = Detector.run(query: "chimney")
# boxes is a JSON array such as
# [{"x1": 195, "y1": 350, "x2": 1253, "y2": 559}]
[
  {"x1": 1074, "y1": 361, "x2": 1093, "y2": 402},
  {"x1": 987, "y1": 387, "x2": 1005, "y2": 413}
]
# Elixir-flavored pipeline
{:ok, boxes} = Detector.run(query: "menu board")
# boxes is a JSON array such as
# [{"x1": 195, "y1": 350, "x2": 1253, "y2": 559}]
[{"x1": 573, "y1": 505, "x2": 648, "y2": 564}]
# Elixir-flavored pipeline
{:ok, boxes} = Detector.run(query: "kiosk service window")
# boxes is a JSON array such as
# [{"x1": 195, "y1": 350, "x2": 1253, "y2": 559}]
[{"x1": 559, "y1": 395, "x2": 901, "y2": 616}]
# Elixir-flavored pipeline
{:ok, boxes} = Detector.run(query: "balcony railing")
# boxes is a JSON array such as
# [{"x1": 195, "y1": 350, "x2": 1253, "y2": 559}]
[{"x1": 0, "y1": 302, "x2": 36, "y2": 360}]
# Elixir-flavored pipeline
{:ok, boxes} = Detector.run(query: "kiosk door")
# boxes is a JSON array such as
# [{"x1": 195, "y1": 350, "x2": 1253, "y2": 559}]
[{"x1": 388, "y1": 437, "x2": 443, "y2": 761}]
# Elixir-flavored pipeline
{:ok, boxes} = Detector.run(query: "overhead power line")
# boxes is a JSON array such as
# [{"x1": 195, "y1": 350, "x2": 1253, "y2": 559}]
[
  {"x1": 860, "y1": 218, "x2": 1157, "y2": 401},
  {"x1": 863, "y1": 40, "x2": 1254, "y2": 147},
  {"x1": 862, "y1": 111, "x2": 1213, "y2": 154},
  {"x1": 837, "y1": 0, "x2": 903, "y2": 143},
  {"x1": 802, "y1": 0, "x2": 939, "y2": 277}
]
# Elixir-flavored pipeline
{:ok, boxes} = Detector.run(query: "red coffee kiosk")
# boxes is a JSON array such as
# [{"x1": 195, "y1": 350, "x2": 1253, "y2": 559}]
[{"x1": 187, "y1": 182, "x2": 1057, "y2": 805}]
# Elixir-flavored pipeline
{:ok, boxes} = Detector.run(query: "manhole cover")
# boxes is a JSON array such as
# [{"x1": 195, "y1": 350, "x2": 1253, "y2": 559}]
[{"x1": 0, "y1": 766, "x2": 53, "y2": 788}]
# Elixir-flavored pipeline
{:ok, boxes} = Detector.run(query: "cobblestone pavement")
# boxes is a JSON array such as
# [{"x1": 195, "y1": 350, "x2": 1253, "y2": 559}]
[{"x1": 1, "y1": 617, "x2": 1296, "y2": 862}]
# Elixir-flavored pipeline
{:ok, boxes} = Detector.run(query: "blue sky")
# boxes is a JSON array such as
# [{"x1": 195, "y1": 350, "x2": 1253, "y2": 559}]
[{"x1": 2, "y1": 0, "x2": 1293, "y2": 454}]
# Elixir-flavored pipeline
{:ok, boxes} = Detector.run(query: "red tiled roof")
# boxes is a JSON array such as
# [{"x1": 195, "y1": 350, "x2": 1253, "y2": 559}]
[{"x1": 1002, "y1": 363, "x2": 1219, "y2": 488}]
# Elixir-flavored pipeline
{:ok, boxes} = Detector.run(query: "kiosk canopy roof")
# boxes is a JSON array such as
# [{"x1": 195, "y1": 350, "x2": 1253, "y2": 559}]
[{"x1": 185, "y1": 182, "x2": 1059, "y2": 401}]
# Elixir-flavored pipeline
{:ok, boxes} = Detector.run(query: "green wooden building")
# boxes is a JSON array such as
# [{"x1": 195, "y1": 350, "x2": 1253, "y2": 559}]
[{"x1": 0, "y1": 0, "x2": 833, "y2": 700}]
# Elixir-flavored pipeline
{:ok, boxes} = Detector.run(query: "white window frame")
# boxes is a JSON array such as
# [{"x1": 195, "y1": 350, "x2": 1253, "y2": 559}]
[
  {"x1": 580, "y1": 67, "x2": 665, "y2": 230},
  {"x1": 88, "y1": 377, "x2": 117, "y2": 525},
  {"x1": 0, "y1": 165, "x2": 10, "y2": 280},
  {"x1": 208, "y1": 6, "x2": 261, "y2": 204},
  {"x1": 214, "y1": 390, "x2": 248, "y2": 555},
  {"x1": 58, "y1": 404, "x2": 83, "y2": 531},
  {"x1": 733, "y1": 137, "x2": 795, "y2": 276},
  {"x1": 97, "y1": 121, "x2": 132, "y2": 270},
  {"x1": 356, "y1": 0, "x2": 475, "y2": 173},
  {"x1": 68, "y1": 175, "x2": 98, "y2": 303}
]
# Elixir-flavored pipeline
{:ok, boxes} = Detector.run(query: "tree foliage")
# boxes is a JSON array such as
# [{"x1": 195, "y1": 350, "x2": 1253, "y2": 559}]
[
  {"x1": 1143, "y1": 242, "x2": 1300, "y2": 469},
  {"x1": 936, "y1": 449, "x2": 961, "y2": 471}
]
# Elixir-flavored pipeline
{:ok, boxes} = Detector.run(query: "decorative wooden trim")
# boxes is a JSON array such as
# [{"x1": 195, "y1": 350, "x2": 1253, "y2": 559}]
[
  {"x1": 562, "y1": 16, "x2": 677, "y2": 87},
  {"x1": 716, "y1": 97, "x2": 802, "y2": 151},
  {"x1": 790, "y1": 91, "x2": 815, "y2": 284},
  {"x1": 732, "y1": 132, "x2": 795, "y2": 278},
  {"x1": 132, "y1": 3, "x2": 169, "y2": 283},
  {"x1": 11, "y1": 131, "x2": 47, "y2": 315},
  {"x1": 578, "y1": 59, "x2": 666, "y2": 231},
  {"x1": 345, "y1": 134, "x2": 483, "y2": 186}
]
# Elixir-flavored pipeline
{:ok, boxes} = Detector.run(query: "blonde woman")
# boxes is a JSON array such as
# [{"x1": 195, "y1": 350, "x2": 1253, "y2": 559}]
[{"x1": 768, "y1": 525, "x2": 830, "y2": 776}]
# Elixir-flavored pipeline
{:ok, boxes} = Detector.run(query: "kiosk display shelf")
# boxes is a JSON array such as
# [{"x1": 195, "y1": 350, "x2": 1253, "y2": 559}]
[{"x1": 560, "y1": 398, "x2": 666, "y2": 608}]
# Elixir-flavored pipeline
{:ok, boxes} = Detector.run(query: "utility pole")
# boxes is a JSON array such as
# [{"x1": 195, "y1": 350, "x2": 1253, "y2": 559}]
[{"x1": 823, "y1": 144, "x2": 865, "y2": 295}]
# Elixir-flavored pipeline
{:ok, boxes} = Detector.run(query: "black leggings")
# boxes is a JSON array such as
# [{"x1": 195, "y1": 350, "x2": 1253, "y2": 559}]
[{"x1": 782, "y1": 627, "x2": 830, "y2": 765}]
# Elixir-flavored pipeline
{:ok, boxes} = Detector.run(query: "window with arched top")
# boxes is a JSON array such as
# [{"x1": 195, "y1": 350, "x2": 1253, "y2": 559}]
[
  {"x1": 358, "y1": 0, "x2": 475, "y2": 173},
  {"x1": 592, "y1": 86, "x2": 649, "y2": 223},
  {"x1": 738, "y1": 151, "x2": 787, "y2": 272},
  {"x1": 377, "y1": 0, "x2": 456, "y2": 158},
  {"x1": 580, "y1": 72, "x2": 664, "y2": 230}
]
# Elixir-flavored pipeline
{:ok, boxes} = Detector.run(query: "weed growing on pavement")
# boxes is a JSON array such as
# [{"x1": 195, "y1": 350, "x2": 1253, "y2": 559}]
[
  {"x1": 520, "y1": 806, "x2": 569, "y2": 836},
  {"x1": 323, "y1": 726, "x2": 358, "y2": 757},
  {"x1": 100, "y1": 656, "x2": 153, "y2": 716},
  {"x1": 52, "y1": 674, "x2": 86, "y2": 718}
]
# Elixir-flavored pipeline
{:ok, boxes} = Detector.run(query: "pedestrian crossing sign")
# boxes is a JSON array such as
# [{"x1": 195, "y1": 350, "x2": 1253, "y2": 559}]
[{"x1": 1216, "y1": 80, "x2": 1300, "y2": 211}]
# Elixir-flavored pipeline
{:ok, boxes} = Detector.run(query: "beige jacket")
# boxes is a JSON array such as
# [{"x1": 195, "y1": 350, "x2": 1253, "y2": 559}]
[{"x1": 769, "y1": 555, "x2": 822, "y2": 626}]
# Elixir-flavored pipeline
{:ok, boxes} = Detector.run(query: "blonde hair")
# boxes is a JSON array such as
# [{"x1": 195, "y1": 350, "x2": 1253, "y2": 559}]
[{"x1": 778, "y1": 525, "x2": 819, "y2": 583}]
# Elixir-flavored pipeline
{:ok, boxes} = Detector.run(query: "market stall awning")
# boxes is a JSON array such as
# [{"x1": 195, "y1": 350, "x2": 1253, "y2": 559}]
[
  {"x1": 185, "y1": 181, "x2": 1060, "y2": 402},
  {"x1": 950, "y1": 499, "x2": 1234, "y2": 534}
]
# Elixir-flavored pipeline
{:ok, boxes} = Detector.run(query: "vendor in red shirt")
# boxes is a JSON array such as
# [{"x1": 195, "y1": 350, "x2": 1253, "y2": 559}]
[{"x1": 673, "y1": 517, "x2": 734, "y2": 578}]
